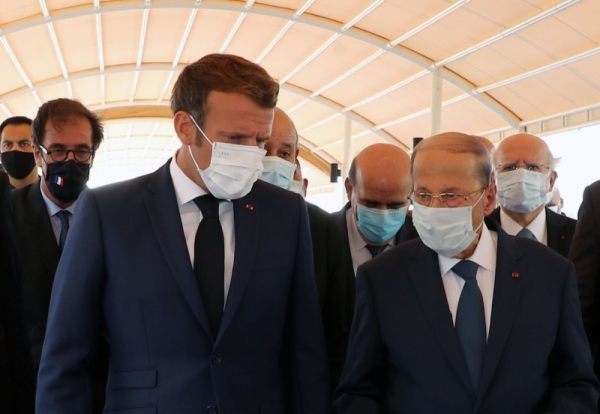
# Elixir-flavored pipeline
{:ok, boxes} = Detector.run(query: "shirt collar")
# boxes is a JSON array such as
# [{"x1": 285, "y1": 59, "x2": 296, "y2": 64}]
[
  {"x1": 170, "y1": 151, "x2": 208, "y2": 207},
  {"x1": 500, "y1": 207, "x2": 546, "y2": 242},
  {"x1": 39, "y1": 183, "x2": 77, "y2": 216},
  {"x1": 439, "y1": 223, "x2": 497, "y2": 276}
]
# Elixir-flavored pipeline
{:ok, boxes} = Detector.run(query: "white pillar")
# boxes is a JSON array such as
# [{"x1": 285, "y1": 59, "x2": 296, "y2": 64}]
[
  {"x1": 431, "y1": 71, "x2": 443, "y2": 136},
  {"x1": 341, "y1": 114, "x2": 352, "y2": 204}
]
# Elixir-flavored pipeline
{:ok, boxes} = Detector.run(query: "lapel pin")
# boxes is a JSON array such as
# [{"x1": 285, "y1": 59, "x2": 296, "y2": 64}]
[
  {"x1": 511, "y1": 271, "x2": 519, "y2": 278},
  {"x1": 246, "y1": 204, "x2": 254, "y2": 211},
  {"x1": 560, "y1": 235, "x2": 565, "y2": 241}
]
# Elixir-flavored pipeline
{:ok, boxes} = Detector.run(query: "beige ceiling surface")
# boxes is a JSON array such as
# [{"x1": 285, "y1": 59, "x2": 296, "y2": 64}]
[{"x1": 0, "y1": 0, "x2": 599, "y2": 189}]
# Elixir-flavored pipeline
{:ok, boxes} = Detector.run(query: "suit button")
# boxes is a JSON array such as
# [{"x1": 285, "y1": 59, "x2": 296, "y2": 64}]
[
  {"x1": 212, "y1": 354, "x2": 222, "y2": 365},
  {"x1": 207, "y1": 406, "x2": 218, "y2": 414}
]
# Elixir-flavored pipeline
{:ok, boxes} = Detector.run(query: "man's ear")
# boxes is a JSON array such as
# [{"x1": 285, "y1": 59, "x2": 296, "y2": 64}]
[
  {"x1": 174, "y1": 111, "x2": 197, "y2": 146},
  {"x1": 32, "y1": 144, "x2": 43, "y2": 168},
  {"x1": 344, "y1": 177, "x2": 353, "y2": 200},
  {"x1": 483, "y1": 183, "x2": 497, "y2": 216},
  {"x1": 548, "y1": 170, "x2": 558, "y2": 192}
]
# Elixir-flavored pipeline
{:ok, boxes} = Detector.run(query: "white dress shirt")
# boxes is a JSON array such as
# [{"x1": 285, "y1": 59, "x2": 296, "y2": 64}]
[
  {"x1": 170, "y1": 156, "x2": 235, "y2": 307},
  {"x1": 345, "y1": 206, "x2": 394, "y2": 275},
  {"x1": 438, "y1": 224, "x2": 498, "y2": 338},
  {"x1": 500, "y1": 207, "x2": 547, "y2": 245},
  {"x1": 39, "y1": 184, "x2": 76, "y2": 244}
]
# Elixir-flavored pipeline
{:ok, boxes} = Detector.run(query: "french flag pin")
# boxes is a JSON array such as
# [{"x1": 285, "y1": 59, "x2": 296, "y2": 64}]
[{"x1": 54, "y1": 176, "x2": 65, "y2": 187}]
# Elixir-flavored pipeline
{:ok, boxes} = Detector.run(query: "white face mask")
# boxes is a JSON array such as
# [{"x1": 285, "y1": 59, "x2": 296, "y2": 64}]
[
  {"x1": 289, "y1": 180, "x2": 305, "y2": 197},
  {"x1": 496, "y1": 169, "x2": 549, "y2": 213},
  {"x1": 259, "y1": 156, "x2": 296, "y2": 190},
  {"x1": 412, "y1": 192, "x2": 485, "y2": 258},
  {"x1": 188, "y1": 116, "x2": 266, "y2": 200}
]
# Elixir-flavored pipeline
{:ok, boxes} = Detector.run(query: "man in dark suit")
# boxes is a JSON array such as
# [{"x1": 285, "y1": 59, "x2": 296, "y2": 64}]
[
  {"x1": 0, "y1": 170, "x2": 34, "y2": 413},
  {"x1": 259, "y1": 107, "x2": 352, "y2": 389},
  {"x1": 489, "y1": 133, "x2": 575, "y2": 257},
  {"x1": 12, "y1": 99, "x2": 108, "y2": 413},
  {"x1": 0, "y1": 116, "x2": 38, "y2": 189},
  {"x1": 334, "y1": 133, "x2": 598, "y2": 413},
  {"x1": 331, "y1": 143, "x2": 417, "y2": 279},
  {"x1": 37, "y1": 54, "x2": 330, "y2": 413},
  {"x1": 569, "y1": 179, "x2": 600, "y2": 399}
]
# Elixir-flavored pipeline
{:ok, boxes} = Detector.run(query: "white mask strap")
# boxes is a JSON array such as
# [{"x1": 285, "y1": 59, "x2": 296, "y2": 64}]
[{"x1": 188, "y1": 114, "x2": 214, "y2": 146}]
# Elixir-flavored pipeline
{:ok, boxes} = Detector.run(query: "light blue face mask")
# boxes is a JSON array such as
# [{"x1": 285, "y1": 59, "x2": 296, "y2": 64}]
[
  {"x1": 289, "y1": 180, "x2": 305, "y2": 197},
  {"x1": 356, "y1": 204, "x2": 408, "y2": 244},
  {"x1": 259, "y1": 156, "x2": 296, "y2": 190}
]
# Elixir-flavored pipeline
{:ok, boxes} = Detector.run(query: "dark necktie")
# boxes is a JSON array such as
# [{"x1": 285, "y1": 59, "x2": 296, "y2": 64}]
[
  {"x1": 453, "y1": 259, "x2": 486, "y2": 392},
  {"x1": 517, "y1": 227, "x2": 537, "y2": 240},
  {"x1": 55, "y1": 210, "x2": 71, "y2": 251},
  {"x1": 193, "y1": 195, "x2": 224, "y2": 337},
  {"x1": 366, "y1": 244, "x2": 386, "y2": 258}
]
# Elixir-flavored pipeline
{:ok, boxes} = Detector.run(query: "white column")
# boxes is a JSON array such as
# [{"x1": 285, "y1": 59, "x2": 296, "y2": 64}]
[
  {"x1": 431, "y1": 71, "x2": 443, "y2": 135},
  {"x1": 341, "y1": 114, "x2": 352, "y2": 204}
]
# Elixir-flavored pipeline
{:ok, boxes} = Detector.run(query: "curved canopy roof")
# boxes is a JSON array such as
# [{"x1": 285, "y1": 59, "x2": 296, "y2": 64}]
[{"x1": 1, "y1": 0, "x2": 599, "y2": 189}]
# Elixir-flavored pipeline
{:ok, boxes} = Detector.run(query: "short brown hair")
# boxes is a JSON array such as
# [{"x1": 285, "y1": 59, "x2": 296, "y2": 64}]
[
  {"x1": 32, "y1": 98, "x2": 104, "y2": 150},
  {"x1": 170, "y1": 54, "x2": 279, "y2": 129}
]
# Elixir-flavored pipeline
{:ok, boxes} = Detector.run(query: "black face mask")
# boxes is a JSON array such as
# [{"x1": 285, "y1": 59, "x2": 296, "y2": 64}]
[
  {"x1": 1, "y1": 150, "x2": 36, "y2": 179},
  {"x1": 44, "y1": 160, "x2": 90, "y2": 203}
]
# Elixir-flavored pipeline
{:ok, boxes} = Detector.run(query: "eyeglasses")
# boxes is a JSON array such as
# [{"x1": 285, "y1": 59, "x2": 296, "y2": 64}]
[
  {"x1": 410, "y1": 188, "x2": 485, "y2": 208},
  {"x1": 38, "y1": 144, "x2": 94, "y2": 163},
  {"x1": 495, "y1": 162, "x2": 549, "y2": 174}
]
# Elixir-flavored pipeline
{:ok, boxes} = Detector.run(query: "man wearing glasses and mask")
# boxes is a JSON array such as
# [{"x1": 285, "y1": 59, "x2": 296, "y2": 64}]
[
  {"x1": 12, "y1": 98, "x2": 107, "y2": 412},
  {"x1": 334, "y1": 133, "x2": 597, "y2": 413},
  {"x1": 489, "y1": 133, "x2": 575, "y2": 258}
]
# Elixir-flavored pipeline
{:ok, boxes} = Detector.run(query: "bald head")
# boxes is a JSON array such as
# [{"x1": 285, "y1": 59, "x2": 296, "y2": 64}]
[
  {"x1": 264, "y1": 107, "x2": 298, "y2": 164},
  {"x1": 493, "y1": 133, "x2": 555, "y2": 171},
  {"x1": 472, "y1": 135, "x2": 495, "y2": 154},
  {"x1": 346, "y1": 143, "x2": 412, "y2": 209},
  {"x1": 493, "y1": 133, "x2": 557, "y2": 222}
]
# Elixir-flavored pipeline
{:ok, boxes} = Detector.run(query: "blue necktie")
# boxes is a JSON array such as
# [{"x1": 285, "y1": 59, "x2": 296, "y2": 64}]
[
  {"x1": 55, "y1": 210, "x2": 71, "y2": 252},
  {"x1": 453, "y1": 259, "x2": 486, "y2": 392},
  {"x1": 517, "y1": 227, "x2": 536, "y2": 240},
  {"x1": 193, "y1": 195, "x2": 224, "y2": 337},
  {"x1": 366, "y1": 244, "x2": 386, "y2": 258}
]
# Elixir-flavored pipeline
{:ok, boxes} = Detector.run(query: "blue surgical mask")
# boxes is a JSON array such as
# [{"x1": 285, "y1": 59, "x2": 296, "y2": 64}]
[
  {"x1": 260, "y1": 156, "x2": 296, "y2": 190},
  {"x1": 289, "y1": 180, "x2": 305, "y2": 197},
  {"x1": 496, "y1": 169, "x2": 549, "y2": 213},
  {"x1": 548, "y1": 205, "x2": 559, "y2": 214},
  {"x1": 412, "y1": 191, "x2": 484, "y2": 258},
  {"x1": 356, "y1": 204, "x2": 408, "y2": 244}
]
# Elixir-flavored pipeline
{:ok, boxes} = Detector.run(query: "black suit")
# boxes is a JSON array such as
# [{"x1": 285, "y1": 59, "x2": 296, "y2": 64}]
[
  {"x1": 488, "y1": 206, "x2": 576, "y2": 258},
  {"x1": 331, "y1": 202, "x2": 419, "y2": 280},
  {"x1": 569, "y1": 180, "x2": 600, "y2": 384},
  {"x1": 12, "y1": 181, "x2": 107, "y2": 413},
  {"x1": 0, "y1": 171, "x2": 34, "y2": 413},
  {"x1": 306, "y1": 202, "x2": 354, "y2": 389}
]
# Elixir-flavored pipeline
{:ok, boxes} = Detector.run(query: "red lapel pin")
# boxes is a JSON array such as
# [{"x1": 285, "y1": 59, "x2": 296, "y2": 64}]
[
  {"x1": 246, "y1": 204, "x2": 254, "y2": 211},
  {"x1": 511, "y1": 271, "x2": 519, "y2": 278}
]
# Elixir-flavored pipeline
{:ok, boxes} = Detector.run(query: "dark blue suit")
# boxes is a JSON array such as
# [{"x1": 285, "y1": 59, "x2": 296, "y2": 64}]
[
  {"x1": 335, "y1": 219, "x2": 598, "y2": 413},
  {"x1": 36, "y1": 161, "x2": 330, "y2": 413}
]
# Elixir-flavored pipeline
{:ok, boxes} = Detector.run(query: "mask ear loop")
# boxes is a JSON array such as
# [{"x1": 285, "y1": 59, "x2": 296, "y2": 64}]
[{"x1": 188, "y1": 114, "x2": 214, "y2": 146}]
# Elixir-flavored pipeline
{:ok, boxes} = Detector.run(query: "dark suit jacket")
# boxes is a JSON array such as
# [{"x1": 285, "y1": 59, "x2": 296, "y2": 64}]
[
  {"x1": 12, "y1": 181, "x2": 108, "y2": 413},
  {"x1": 12, "y1": 181, "x2": 60, "y2": 374},
  {"x1": 334, "y1": 218, "x2": 598, "y2": 413},
  {"x1": 569, "y1": 181, "x2": 600, "y2": 372},
  {"x1": 488, "y1": 206, "x2": 576, "y2": 258},
  {"x1": 36, "y1": 161, "x2": 330, "y2": 414},
  {"x1": 331, "y1": 202, "x2": 418, "y2": 279},
  {"x1": 306, "y1": 202, "x2": 354, "y2": 389},
  {"x1": 0, "y1": 171, "x2": 34, "y2": 414}
]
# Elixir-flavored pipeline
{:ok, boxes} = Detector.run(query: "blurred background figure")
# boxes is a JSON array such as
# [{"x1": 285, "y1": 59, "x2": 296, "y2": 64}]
[{"x1": 0, "y1": 116, "x2": 38, "y2": 189}]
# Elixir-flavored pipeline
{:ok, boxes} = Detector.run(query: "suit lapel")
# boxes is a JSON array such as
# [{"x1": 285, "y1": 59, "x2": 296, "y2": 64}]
[
  {"x1": 409, "y1": 243, "x2": 474, "y2": 396},
  {"x1": 476, "y1": 221, "x2": 525, "y2": 408},
  {"x1": 144, "y1": 161, "x2": 213, "y2": 338},
  {"x1": 336, "y1": 202, "x2": 355, "y2": 278},
  {"x1": 545, "y1": 207, "x2": 568, "y2": 256},
  {"x1": 218, "y1": 190, "x2": 261, "y2": 340},
  {"x1": 23, "y1": 182, "x2": 61, "y2": 277}
]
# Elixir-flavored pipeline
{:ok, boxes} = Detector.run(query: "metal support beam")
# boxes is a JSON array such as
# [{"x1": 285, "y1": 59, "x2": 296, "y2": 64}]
[
  {"x1": 342, "y1": 114, "x2": 352, "y2": 204},
  {"x1": 431, "y1": 71, "x2": 443, "y2": 135}
]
